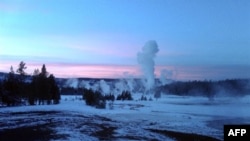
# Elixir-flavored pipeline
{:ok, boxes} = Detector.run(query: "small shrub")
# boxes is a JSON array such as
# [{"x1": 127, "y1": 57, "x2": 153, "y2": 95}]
[
  {"x1": 83, "y1": 88, "x2": 106, "y2": 109},
  {"x1": 117, "y1": 91, "x2": 133, "y2": 101}
]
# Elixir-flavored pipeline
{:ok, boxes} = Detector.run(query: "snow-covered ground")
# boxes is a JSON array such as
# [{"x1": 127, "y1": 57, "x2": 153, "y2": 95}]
[{"x1": 1, "y1": 94, "x2": 250, "y2": 140}]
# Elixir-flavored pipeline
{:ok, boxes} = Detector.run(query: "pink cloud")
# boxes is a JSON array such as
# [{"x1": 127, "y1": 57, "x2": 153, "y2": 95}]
[
  {"x1": 1, "y1": 59, "x2": 249, "y2": 80},
  {"x1": 0, "y1": 60, "x2": 140, "y2": 78},
  {"x1": 47, "y1": 64, "x2": 140, "y2": 78}
]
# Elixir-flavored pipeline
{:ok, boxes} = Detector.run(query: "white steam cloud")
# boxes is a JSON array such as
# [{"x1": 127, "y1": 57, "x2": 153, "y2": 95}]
[
  {"x1": 114, "y1": 80, "x2": 126, "y2": 95},
  {"x1": 160, "y1": 69, "x2": 173, "y2": 85},
  {"x1": 137, "y1": 40, "x2": 159, "y2": 91},
  {"x1": 99, "y1": 80, "x2": 110, "y2": 95},
  {"x1": 65, "y1": 78, "x2": 79, "y2": 88},
  {"x1": 79, "y1": 80, "x2": 91, "y2": 90}
]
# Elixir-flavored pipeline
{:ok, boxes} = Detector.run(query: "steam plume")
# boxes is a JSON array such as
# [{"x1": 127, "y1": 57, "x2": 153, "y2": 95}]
[
  {"x1": 65, "y1": 78, "x2": 79, "y2": 88},
  {"x1": 160, "y1": 69, "x2": 173, "y2": 85},
  {"x1": 100, "y1": 80, "x2": 110, "y2": 95},
  {"x1": 137, "y1": 40, "x2": 159, "y2": 91}
]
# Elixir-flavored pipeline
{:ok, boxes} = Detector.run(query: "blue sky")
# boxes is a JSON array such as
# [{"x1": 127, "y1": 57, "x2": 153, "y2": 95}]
[{"x1": 0, "y1": 0, "x2": 250, "y2": 80}]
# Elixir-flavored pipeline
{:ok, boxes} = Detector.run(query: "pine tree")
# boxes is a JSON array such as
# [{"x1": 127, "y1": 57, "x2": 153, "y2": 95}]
[
  {"x1": 39, "y1": 65, "x2": 49, "y2": 105},
  {"x1": 4, "y1": 66, "x2": 19, "y2": 96},
  {"x1": 33, "y1": 68, "x2": 40, "y2": 76},
  {"x1": 29, "y1": 69, "x2": 40, "y2": 105},
  {"x1": 10, "y1": 66, "x2": 14, "y2": 74},
  {"x1": 16, "y1": 61, "x2": 27, "y2": 75},
  {"x1": 16, "y1": 61, "x2": 27, "y2": 82},
  {"x1": 31, "y1": 64, "x2": 60, "y2": 105},
  {"x1": 16, "y1": 61, "x2": 27, "y2": 99},
  {"x1": 41, "y1": 64, "x2": 48, "y2": 77},
  {"x1": 2, "y1": 66, "x2": 21, "y2": 106},
  {"x1": 48, "y1": 74, "x2": 60, "y2": 104}
]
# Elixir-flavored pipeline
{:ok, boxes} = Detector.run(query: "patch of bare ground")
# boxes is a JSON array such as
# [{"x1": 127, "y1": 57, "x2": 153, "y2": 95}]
[
  {"x1": 0, "y1": 111, "x2": 222, "y2": 141},
  {"x1": 147, "y1": 129, "x2": 221, "y2": 141},
  {"x1": 0, "y1": 124, "x2": 68, "y2": 141}
]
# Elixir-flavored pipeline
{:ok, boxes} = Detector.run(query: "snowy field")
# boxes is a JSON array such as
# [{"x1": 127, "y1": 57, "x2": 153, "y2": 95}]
[{"x1": 1, "y1": 95, "x2": 250, "y2": 141}]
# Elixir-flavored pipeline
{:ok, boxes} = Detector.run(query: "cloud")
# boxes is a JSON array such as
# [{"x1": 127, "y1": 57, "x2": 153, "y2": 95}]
[
  {"x1": 1, "y1": 56, "x2": 249, "y2": 80},
  {"x1": 0, "y1": 58, "x2": 140, "y2": 78},
  {"x1": 48, "y1": 64, "x2": 140, "y2": 78}
]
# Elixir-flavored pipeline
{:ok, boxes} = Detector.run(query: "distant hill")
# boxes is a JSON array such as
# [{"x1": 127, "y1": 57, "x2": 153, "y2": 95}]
[
  {"x1": 158, "y1": 79, "x2": 250, "y2": 99},
  {"x1": 1, "y1": 71, "x2": 250, "y2": 97},
  {"x1": 0, "y1": 72, "x2": 7, "y2": 81}
]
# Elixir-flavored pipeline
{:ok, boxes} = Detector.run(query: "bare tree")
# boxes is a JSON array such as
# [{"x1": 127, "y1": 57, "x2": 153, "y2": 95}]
[{"x1": 16, "y1": 61, "x2": 27, "y2": 76}]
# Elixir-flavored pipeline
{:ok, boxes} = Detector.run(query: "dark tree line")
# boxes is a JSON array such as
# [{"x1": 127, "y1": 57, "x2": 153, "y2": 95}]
[
  {"x1": 60, "y1": 87, "x2": 84, "y2": 95},
  {"x1": 30, "y1": 64, "x2": 60, "y2": 105},
  {"x1": 82, "y1": 88, "x2": 133, "y2": 109},
  {"x1": 0, "y1": 62, "x2": 60, "y2": 106},
  {"x1": 116, "y1": 91, "x2": 133, "y2": 101},
  {"x1": 159, "y1": 79, "x2": 250, "y2": 99},
  {"x1": 82, "y1": 88, "x2": 106, "y2": 109}
]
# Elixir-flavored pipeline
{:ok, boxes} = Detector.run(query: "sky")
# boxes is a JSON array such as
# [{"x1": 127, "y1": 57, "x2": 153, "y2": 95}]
[{"x1": 0, "y1": 0, "x2": 250, "y2": 80}]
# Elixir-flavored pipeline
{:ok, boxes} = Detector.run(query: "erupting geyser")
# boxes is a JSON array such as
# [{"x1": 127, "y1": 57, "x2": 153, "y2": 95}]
[{"x1": 137, "y1": 40, "x2": 159, "y2": 91}]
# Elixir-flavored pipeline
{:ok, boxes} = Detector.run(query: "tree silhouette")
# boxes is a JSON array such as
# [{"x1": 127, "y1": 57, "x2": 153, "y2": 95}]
[
  {"x1": 48, "y1": 74, "x2": 60, "y2": 104},
  {"x1": 31, "y1": 64, "x2": 60, "y2": 105},
  {"x1": 16, "y1": 61, "x2": 27, "y2": 82},
  {"x1": 83, "y1": 88, "x2": 106, "y2": 109},
  {"x1": 33, "y1": 68, "x2": 40, "y2": 76},
  {"x1": 2, "y1": 66, "x2": 22, "y2": 106},
  {"x1": 41, "y1": 64, "x2": 48, "y2": 77},
  {"x1": 1, "y1": 62, "x2": 61, "y2": 106},
  {"x1": 16, "y1": 61, "x2": 26, "y2": 74},
  {"x1": 117, "y1": 91, "x2": 133, "y2": 101}
]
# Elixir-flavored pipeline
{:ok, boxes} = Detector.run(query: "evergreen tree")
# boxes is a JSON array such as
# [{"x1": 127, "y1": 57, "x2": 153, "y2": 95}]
[
  {"x1": 0, "y1": 81, "x2": 3, "y2": 105},
  {"x1": 2, "y1": 66, "x2": 21, "y2": 106},
  {"x1": 28, "y1": 69, "x2": 40, "y2": 105},
  {"x1": 4, "y1": 66, "x2": 19, "y2": 96},
  {"x1": 39, "y1": 65, "x2": 49, "y2": 105},
  {"x1": 16, "y1": 61, "x2": 27, "y2": 83},
  {"x1": 83, "y1": 88, "x2": 106, "y2": 109},
  {"x1": 16, "y1": 61, "x2": 28, "y2": 99},
  {"x1": 10, "y1": 66, "x2": 14, "y2": 74},
  {"x1": 48, "y1": 74, "x2": 60, "y2": 104},
  {"x1": 31, "y1": 64, "x2": 48, "y2": 105},
  {"x1": 16, "y1": 61, "x2": 27, "y2": 75},
  {"x1": 117, "y1": 91, "x2": 133, "y2": 101},
  {"x1": 31, "y1": 64, "x2": 60, "y2": 105},
  {"x1": 41, "y1": 64, "x2": 48, "y2": 77},
  {"x1": 2, "y1": 63, "x2": 60, "y2": 106},
  {"x1": 33, "y1": 68, "x2": 40, "y2": 76}
]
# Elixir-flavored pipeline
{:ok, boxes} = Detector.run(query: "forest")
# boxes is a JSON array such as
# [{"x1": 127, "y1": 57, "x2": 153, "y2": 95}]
[
  {"x1": 0, "y1": 61, "x2": 60, "y2": 106},
  {"x1": 1, "y1": 61, "x2": 250, "y2": 108},
  {"x1": 158, "y1": 79, "x2": 250, "y2": 100}
]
